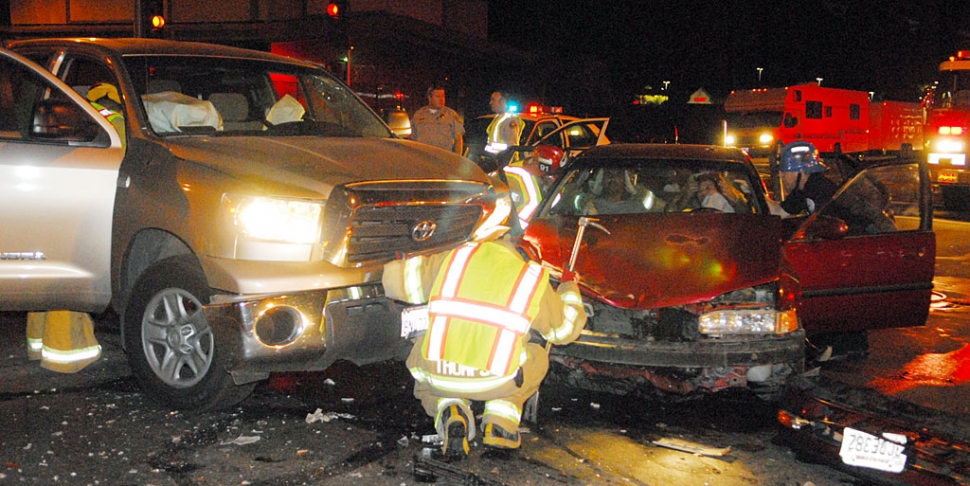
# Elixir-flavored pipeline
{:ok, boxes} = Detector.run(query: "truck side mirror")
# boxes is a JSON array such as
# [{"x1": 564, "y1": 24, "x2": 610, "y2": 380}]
[{"x1": 31, "y1": 99, "x2": 102, "y2": 142}]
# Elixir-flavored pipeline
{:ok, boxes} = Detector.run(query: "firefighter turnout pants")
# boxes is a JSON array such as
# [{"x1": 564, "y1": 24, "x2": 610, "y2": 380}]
[
  {"x1": 408, "y1": 341, "x2": 549, "y2": 439},
  {"x1": 26, "y1": 311, "x2": 102, "y2": 373}
]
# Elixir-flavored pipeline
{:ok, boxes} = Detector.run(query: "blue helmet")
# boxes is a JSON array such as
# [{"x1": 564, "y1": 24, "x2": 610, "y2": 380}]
[{"x1": 780, "y1": 141, "x2": 825, "y2": 173}]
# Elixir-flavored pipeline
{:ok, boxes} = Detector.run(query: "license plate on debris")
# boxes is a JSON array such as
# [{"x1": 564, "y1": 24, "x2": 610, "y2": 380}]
[
  {"x1": 839, "y1": 426, "x2": 907, "y2": 473},
  {"x1": 400, "y1": 305, "x2": 429, "y2": 339}
]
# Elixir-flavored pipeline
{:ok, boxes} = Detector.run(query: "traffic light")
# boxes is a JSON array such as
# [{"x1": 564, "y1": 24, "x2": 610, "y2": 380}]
[
  {"x1": 326, "y1": 1, "x2": 348, "y2": 19},
  {"x1": 136, "y1": 0, "x2": 165, "y2": 38}
]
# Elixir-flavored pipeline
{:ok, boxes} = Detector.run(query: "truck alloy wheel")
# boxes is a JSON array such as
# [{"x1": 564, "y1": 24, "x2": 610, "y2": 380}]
[{"x1": 124, "y1": 255, "x2": 254, "y2": 411}]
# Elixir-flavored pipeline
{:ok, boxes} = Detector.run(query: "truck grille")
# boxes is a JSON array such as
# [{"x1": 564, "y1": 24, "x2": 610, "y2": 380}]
[{"x1": 321, "y1": 181, "x2": 489, "y2": 267}]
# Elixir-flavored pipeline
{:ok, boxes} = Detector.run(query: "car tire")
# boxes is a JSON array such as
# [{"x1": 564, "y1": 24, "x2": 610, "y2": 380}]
[{"x1": 123, "y1": 255, "x2": 255, "y2": 411}]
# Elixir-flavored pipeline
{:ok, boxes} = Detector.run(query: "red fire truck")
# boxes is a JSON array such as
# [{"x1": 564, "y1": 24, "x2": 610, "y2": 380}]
[
  {"x1": 723, "y1": 84, "x2": 923, "y2": 194},
  {"x1": 925, "y1": 50, "x2": 970, "y2": 210}
]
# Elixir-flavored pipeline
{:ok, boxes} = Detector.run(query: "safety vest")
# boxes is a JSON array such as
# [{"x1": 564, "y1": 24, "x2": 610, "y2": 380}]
[
  {"x1": 484, "y1": 112, "x2": 523, "y2": 154},
  {"x1": 421, "y1": 242, "x2": 549, "y2": 376},
  {"x1": 503, "y1": 164, "x2": 543, "y2": 227}
]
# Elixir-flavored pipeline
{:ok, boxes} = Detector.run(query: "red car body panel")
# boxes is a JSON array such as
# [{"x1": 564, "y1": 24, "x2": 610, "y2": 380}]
[{"x1": 522, "y1": 213, "x2": 783, "y2": 310}]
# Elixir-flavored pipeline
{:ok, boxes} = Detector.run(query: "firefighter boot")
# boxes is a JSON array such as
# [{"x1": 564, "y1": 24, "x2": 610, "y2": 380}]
[
  {"x1": 482, "y1": 422, "x2": 521, "y2": 450},
  {"x1": 436, "y1": 403, "x2": 472, "y2": 459},
  {"x1": 26, "y1": 312, "x2": 45, "y2": 360}
]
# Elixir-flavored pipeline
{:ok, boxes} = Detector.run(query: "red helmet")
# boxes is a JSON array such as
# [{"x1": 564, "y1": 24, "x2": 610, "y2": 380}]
[{"x1": 532, "y1": 145, "x2": 565, "y2": 173}]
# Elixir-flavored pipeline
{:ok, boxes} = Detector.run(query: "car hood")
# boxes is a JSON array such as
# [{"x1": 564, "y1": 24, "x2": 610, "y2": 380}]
[
  {"x1": 522, "y1": 213, "x2": 783, "y2": 309},
  {"x1": 163, "y1": 136, "x2": 487, "y2": 195}
]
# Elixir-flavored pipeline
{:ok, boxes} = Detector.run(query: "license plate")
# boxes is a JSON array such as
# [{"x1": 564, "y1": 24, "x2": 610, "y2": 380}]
[
  {"x1": 839, "y1": 426, "x2": 907, "y2": 473},
  {"x1": 400, "y1": 305, "x2": 429, "y2": 339}
]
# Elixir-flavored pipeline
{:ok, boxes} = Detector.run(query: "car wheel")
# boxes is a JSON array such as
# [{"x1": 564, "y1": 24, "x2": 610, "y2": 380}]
[{"x1": 123, "y1": 255, "x2": 255, "y2": 411}]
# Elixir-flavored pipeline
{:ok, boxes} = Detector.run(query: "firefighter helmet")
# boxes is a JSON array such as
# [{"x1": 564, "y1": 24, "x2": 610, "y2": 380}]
[
  {"x1": 780, "y1": 141, "x2": 825, "y2": 173},
  {"x1": 533, "y1": 145, "x2": 565, "y2": 173},
  {"x1": 86, "y1": 82, "x2": 121, "y2": 105}
]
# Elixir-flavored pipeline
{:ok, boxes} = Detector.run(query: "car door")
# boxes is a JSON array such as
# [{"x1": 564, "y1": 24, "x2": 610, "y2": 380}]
[
  {"x1": 0, "y1": 48, "x2": 124, "y2": 311},
  {"x1": 783, "y1": 159, "x2": 935, "y2": 334}
]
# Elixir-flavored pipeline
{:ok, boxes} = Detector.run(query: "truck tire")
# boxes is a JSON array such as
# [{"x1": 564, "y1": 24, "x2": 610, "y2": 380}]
[{"x1": 123, "y1": 255, "x2": 255, "y2": 411}]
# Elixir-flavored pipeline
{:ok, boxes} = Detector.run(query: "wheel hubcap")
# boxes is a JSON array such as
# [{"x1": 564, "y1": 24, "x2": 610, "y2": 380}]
[{"x1": 142, "y1": 287, "x2": 214, "y2": 388}]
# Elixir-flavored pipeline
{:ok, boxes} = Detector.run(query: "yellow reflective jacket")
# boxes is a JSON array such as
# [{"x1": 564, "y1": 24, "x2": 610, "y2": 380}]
[{"x1": 383, "y1": 239, "x2": 587, "y2": 379}]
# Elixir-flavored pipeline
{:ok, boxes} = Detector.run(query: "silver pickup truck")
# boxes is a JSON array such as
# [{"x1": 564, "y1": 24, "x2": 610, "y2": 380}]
[{"x1": 0, "y1": 39, "x2": 508, "y2": 411}]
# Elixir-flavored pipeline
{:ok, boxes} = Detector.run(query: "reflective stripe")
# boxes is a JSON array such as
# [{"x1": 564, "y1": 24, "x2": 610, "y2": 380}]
[
  {"x1": 484, "y1": 399, "x2": 521, "y2": 424},
  {"x1": 403, "y1": 257, "x2": 426, "y2": 303},
  {"x1": 41, "y1": 344, "x2": 101, "y2": 364},
  {"x1": 504, "y1": 166, "x2": 541, "y2": 224},
  {"x1": 488, "y1": 114, "x2": 514, "y2": 144},
  {"x1": 410, "y1": 367, "x2": 515, "y2": 393},
  {"x1": 27, "y1": 338, "x2": 43, "y2": 352},
  {"x1": 429, "y1": 300, "x2": 531, "y2": 334},
  {"x1": 544, "y1": 287, "x2": 584, "y2": 342}
]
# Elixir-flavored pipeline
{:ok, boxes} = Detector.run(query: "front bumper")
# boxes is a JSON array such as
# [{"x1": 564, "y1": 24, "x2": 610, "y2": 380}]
[
  {"x1": 551, "y1": 329, "x2": 805, "y2": 395},
  {"x1": 203, "y1": 282, "x2": 412, "y2": 384}
]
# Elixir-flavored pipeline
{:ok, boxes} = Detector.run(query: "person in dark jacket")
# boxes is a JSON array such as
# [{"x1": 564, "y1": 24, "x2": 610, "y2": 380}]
[{"x1": 778, "y1": 141, "x2": 838, "y2": 216}]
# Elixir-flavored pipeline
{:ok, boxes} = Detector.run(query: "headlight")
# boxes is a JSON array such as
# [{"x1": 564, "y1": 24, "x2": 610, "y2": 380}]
[
  {"x1": 223, "y1": 194, "x2": 323, "y2": 243},
  {"x1": 724, "y1": 134, "x2": 737, "y2": 146},
  {"x1": 937, "y1": 139, "x2": 965, "y2": 153},
  {"x1": 698, "y1": 308, "x2": 798, "y2": 335},
  {"x1": 758, "y1": 133, "x2": 774, "y2": 145}
]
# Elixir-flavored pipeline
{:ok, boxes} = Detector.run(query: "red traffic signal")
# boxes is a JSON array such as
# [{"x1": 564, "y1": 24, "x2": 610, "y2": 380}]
[{"x1": 327, "y1": 3, "x2": 340, "y2": 18}]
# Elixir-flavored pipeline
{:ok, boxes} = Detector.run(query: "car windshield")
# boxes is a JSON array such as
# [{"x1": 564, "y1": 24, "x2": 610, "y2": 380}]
[
  {"x1": 544, "y1": 158, "x2": 764, "y2": 216},
  {"x1": 123, "y1": 55, "x2": 390, "y2": 138}
]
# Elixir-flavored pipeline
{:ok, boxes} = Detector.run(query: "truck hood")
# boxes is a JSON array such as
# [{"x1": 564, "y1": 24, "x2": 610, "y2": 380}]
[
  {"x1": 522, "y1": 213, "x2": 783, "y2": 309},
  {"x1": 163, "y1": 136, "x2": 488, "y2": 196}
]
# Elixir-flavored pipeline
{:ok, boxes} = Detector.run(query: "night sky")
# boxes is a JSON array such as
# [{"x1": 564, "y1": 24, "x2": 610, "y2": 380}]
[{"x1": 486, "y1": 0, "x2": 970, "y2": 113}]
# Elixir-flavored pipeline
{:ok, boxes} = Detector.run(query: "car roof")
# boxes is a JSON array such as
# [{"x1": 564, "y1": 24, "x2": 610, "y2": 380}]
[
  {"x1": 577, "y1": 143, "x2": 752, "y2": 163},
  {"x1": 474, "y1": 113, "x2": 579, "y2": 123},
  {"x1": 5, "y1": 37, "x2": 320, "y2": 68}
]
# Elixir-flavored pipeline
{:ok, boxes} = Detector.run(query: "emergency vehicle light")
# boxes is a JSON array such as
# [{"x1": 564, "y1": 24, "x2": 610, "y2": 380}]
[
  {"x1": 957, "y1": 50, "x2": 970, "y2": 60},
  {"x1": 939, "y1": 126, "x2": 964, "y2": 135}
]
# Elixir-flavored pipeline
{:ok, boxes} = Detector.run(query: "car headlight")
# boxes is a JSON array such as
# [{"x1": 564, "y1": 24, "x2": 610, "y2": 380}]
[
  {"x1": 698, "y1": 308, "x2": 798, "y2": 335},
  {"x1": 758, "y1": 133, "x2": 774, "y2": 145},
  {"x1": 223, "y1": 194, "x2": 323, "y2": 243}
]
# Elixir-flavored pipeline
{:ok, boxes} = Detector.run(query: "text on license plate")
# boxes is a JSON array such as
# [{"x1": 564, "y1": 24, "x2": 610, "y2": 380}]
[
  {"x1": 839, "y1": 426, "x2": 907, "y2": 473},
  {"x1": 400, "y1": 305, "x2": 429, "y2": 338}
]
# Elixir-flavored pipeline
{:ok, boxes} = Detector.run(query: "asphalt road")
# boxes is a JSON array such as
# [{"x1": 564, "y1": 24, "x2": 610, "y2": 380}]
[{"x1": 2, "y1": 215, "x2": 969, "y2": 485}]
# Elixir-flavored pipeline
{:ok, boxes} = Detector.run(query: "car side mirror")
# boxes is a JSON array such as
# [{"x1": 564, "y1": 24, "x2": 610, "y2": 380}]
[
  {"x1": 31, "y1": 99, "x2": 102, "y2": 142},
  {"x1": 801, "y1": 214, "x2": 848, "y2": 240}
]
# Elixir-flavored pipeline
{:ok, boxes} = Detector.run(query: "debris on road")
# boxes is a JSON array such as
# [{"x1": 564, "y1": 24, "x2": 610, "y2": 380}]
[{"x1": 652, "y1": 437, "x2": 731, "y2": 457}]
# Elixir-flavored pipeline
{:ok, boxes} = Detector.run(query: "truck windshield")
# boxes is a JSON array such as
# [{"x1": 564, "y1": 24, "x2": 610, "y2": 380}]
[
  {"x1": 726, "y1": 111, "x2": 783, "y2": 128},
  {"x1": 933, "y1": 72, "x2": 970, "y2": 109},
  {"x1": 123, "y1": 56, "x2": 390, "y2": 138}
]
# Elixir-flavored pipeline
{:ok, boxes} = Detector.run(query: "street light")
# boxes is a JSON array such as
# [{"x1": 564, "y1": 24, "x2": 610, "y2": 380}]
[
  {"x1": 757, "y1": 67, "x2": 763, "y2": 84},
  {"x1": 663, "y1": 80, "x2": 670, "y2": 90},
  {"x1": 816, "y1": 77, "x2": 823, "y2": 86}
]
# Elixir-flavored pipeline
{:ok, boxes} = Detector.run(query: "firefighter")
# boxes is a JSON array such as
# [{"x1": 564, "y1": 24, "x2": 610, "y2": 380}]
[
  {"x1": 778, "y1": 141, "x2": 838, "y2": 216},
  {"x1": 85, "y1": 82, "x2": 126, "y2": 149},
  {"x1": 26, "y1": 311, "x2": 102, "y2": 373},
  {"x1": 502, "y1": 148, "x2": 552, "y2": 228},
  {"x1": 484, "y1": 91, "x2": 523, "y2": 158},
  {"x1": 383, "y1": 227, "x2": 587, "y2": 458}
]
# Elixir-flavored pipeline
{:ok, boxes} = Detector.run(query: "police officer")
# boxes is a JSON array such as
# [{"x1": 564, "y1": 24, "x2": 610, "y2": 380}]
[
  {"x1": 484, "y1": 91, "x2": 523, "y2": 158},
  {"x1": 383, "y1": 227, "x2": 586, "y2": 458},
  {"x1": 502, "y1": 150, "x2": 549, "y2": 228},
  {"x1": 778, "y1": 141, "x2": 838, "y2": 216},
  {"x1": 411, "y1": 85, "x2": 465, "y2": 155}
]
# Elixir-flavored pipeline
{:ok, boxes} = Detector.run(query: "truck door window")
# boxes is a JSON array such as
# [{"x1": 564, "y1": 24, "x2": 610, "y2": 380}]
[
  {"x1": 805, "y1": 101, "x2": 823, "y2": 119},
  {"x1": 784, "y1": 113, "x2": 798, "y2": 128},
  {"x1": 849, "y1": 104, "x2": 860, "y2": 120}
]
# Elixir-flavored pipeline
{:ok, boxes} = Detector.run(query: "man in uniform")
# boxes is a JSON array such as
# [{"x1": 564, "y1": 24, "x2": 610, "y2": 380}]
[
  {"x1": 383, "y1": 227, "x2": 586, "y2": 458},
  {"x1": 411, "y1": 85, "x2": 465, "y2": 155},
  {"x1": 484, "y1": 91, "x2": 523, "y2": 158},
  {"x1": 778, "y1": 141, "x2": 838, "y2": 216}
]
